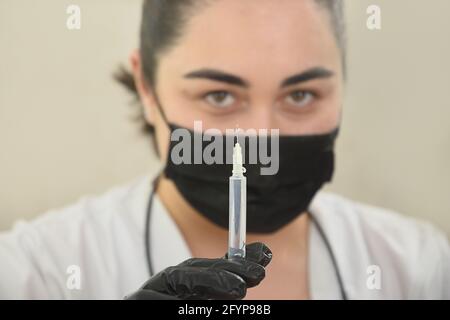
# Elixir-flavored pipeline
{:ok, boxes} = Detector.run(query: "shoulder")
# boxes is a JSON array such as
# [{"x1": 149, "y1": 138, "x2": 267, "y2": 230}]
[
  {"x1": 16, "y1": 174, "x2": 152, "y2": 248},
  {"x1": 310, "y1": 192, "x2": 450, "y2": 299},
  {"x1": 0, "y1": 174, "x2": 153, "y2": 299},
  {"x1": 31, "y1": 174, "x2": 151, "y2": 233},
  {"x1": 311, "y1": 191, "x2": 447, "y2": 252}
]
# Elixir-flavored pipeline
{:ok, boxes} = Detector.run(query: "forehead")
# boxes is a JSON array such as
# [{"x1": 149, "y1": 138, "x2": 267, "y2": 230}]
[{"x1": 160, "y1": 0, "x2": 341, "y2": 76}]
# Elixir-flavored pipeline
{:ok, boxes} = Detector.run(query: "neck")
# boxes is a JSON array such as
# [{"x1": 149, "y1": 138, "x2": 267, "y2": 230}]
[{"x1": 157, "y1": 176, "x2": 310, "y2": 259}]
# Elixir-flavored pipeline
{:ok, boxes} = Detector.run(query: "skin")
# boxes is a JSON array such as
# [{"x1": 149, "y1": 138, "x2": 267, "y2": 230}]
[{"x1": 131, "y1": 0, "x2": 343, "y2": 299}]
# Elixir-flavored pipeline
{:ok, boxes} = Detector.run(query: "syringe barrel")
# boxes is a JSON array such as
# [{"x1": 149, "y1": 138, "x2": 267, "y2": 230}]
[{"x1": 228, "y1": 175, "x2": 247, "y2": 259}]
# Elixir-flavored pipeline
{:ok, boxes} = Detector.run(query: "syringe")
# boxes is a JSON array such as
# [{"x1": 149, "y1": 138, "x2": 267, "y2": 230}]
[{"x1": 228, "y1": 140, "x2": 247, "y2": 259}]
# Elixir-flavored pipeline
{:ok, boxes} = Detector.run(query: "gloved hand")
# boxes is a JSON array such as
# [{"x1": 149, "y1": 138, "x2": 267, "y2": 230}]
[{"x1": 125, "y1": 242, "x2": 272, "y2": 300}]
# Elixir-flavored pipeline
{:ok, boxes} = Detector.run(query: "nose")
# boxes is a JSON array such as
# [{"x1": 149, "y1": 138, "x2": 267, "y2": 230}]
[{"x1": 242, "y1": 104, "x2": 278, "y2": 132}]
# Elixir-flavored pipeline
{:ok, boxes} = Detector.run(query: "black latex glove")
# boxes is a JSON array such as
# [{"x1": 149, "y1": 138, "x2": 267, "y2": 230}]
[{"x1": 125, "y1": 242, "x2": 272, "y2": 300}]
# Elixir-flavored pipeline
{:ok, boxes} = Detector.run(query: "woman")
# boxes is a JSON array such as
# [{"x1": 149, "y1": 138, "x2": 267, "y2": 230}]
[{"x1": 0, "y1": 0, "x2": 448, "y2": 300}]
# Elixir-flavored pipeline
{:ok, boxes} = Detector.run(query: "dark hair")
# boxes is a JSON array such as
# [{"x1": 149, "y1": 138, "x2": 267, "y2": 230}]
[{"x1": 114, "y1": 0, "x2": 346, "y2": 135}]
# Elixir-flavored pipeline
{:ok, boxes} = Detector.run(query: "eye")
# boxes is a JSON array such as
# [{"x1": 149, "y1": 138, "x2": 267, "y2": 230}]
[
  {"x1": 204, "y1": 91, "x2": 236, "y2": 108},
  {"x1": 285, "y1": 90, "x2": 315, "y2": 108}
]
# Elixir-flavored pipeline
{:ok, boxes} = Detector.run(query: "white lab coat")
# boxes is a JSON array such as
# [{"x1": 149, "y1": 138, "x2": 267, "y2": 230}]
[{"x1": 0, "y1": 174, "x2": 449, "y2": 299}]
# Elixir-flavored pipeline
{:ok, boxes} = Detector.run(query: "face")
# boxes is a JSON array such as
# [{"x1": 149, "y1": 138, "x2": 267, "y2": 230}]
[{"x1": 132, "y1": 0, "x2": 343, "y2": 162}]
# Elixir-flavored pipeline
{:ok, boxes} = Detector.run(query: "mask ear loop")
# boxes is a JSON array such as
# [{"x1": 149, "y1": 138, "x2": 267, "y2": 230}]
[
  {"x1": 151, "y1": 89, "x2": 170, "y2": 127},
  {"x1": 149, "y1": 89, "x2": 174, "y2": 175}
]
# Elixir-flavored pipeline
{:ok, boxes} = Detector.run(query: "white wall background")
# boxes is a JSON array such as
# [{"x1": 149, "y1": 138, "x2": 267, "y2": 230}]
[{"x1": 1, "y1": 0, "x2": 449, "y2": 235}]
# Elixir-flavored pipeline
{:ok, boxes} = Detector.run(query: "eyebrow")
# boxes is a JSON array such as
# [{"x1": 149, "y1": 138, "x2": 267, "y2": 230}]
[{"x1": 183, "y1": 67, "x2": 334, "y2": 88}]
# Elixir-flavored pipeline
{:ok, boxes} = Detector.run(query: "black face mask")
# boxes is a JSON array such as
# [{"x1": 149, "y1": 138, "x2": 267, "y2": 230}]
[{"x1": 162, "y1": 123, "x2": 339, "y2": 234}]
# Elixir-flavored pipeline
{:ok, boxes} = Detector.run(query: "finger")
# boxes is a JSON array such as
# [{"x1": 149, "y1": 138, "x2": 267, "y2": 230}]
[
  {"x1": 244, "y1": 242, "x2": 273, "y2": 267},
  {"x1": 180, "y1": 258, "x2": 265, "y2": 288},
  {"x1": 163, "y1": 266, "x2": 247, "y2": 300}
]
